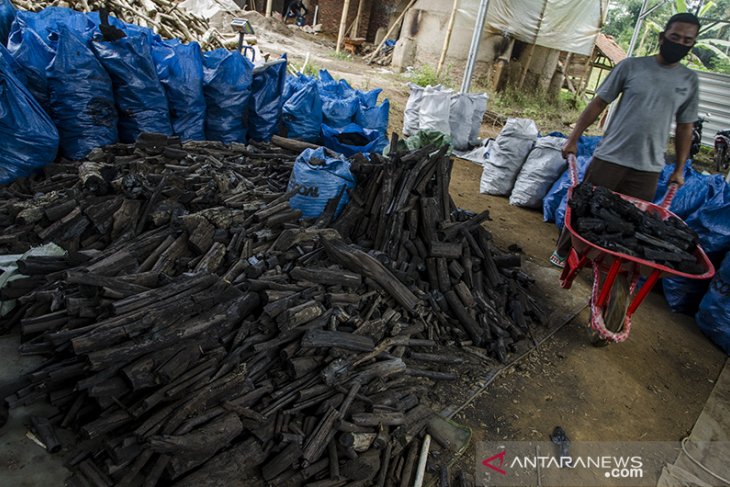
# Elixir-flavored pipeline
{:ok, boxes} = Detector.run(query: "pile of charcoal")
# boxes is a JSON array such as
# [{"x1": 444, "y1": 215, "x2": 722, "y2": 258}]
[
  {"x1": 0, "y1": 134, "x2": 544, "y2": 486},
  {"x1": 569, "y1": 184, "x2": 704, "y2": 274}
]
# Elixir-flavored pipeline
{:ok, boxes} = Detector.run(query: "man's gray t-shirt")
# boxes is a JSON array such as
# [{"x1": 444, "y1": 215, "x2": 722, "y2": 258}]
[{"x1": 593, "y1": 56, "x2": 699, "y2": 173}]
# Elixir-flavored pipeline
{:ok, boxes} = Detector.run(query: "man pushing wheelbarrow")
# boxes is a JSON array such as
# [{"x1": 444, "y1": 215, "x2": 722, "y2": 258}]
[{"x1": 551, "y1": 13, "x2": 715, "y2": 344}]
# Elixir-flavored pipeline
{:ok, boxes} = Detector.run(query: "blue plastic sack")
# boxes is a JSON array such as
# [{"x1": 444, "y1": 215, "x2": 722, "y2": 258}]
[
  {"x1": 356, "y1": 99, "x2": 390, "y2": 135},
  {"x1": 696, "y1": 253, "x2": 730, "y2": 355},
  {"x1": 0, "y1": 52, "x2": 59, "y2": 184},
  {"x1": 577, "y1": 135, "x2": 602, "y2": 158},
  {"x1": 283, "y1": 73, "x2": 310, "y2": 103},
  {"x1": 16, "y1": 7, "x2": 95, "y2": 43},
  {"x1": 318, "y1": 69, "x2": 339, "y2": 95},
  {"x1": 202, "y1": 49, "x2": 254, "y2": 143},
  {"x1": 282, "y1": 80, "x2": 322, "y2": 143},
  {"x1": 543, "y1": 155, "x2": 591, "y2": 225},
  {"x1": 0, "y1": 0, "x2": 16, "y2": 45},
  {"x1": 668, "y1": 168, "x2": 725, "y2": 219},
  {"x1": 152, "y1": 40, "x2": 206, "y2": 141},
  {"x1": 92, "y1": 33, "x2": 172, "y2": 143},
  {"x1": 685, "y1": 182, "x2": 730, "y2": 256},
  {"x1": 662, "y1": 276, "x2": 710, "y2": 315},
  {"x1": 288, "y1": 147, "x2": 355, "y2": 220},
  {"x1": 321, "y1": 123, "x2": 388, "y2": 157},
  {"x1": 6, "y1": 24, "x2": 54, "y2": 107},
  {"x1": 0, "y1": 43, "x2": 27, "y2": 86},
  {"x1": 357, "y1": 88, "x2": 382, "y2": 108},
  {"x1": 48, "y1": 28, "x2": 117, "y2": 160},
  {"x1": 87, "y1": 11, "x2": 160, "y2": 44},
  {"x1": 322, "y1": 93, "x2": 358, "y2": 129},
  {"x1": 248, "y1": 55, "x2": 288, "y2": 142}
]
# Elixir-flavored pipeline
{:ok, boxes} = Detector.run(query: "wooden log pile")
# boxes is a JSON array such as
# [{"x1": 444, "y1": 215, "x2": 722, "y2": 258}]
[
  {"x1": 0, "y1": 134, "x2": 546, "y2": 485},
  {"x1": 12, "y1": 0, "x2": 230, "y2": 49}
]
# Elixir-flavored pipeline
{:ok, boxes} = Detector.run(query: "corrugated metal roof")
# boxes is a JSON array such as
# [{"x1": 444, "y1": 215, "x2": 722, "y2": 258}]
[
  {"x1": 696, "y1": 70, "x2": 730, "y2": 147},
  {"x1": 595, "y1": 33, "x2": 626, "y2": 64}
]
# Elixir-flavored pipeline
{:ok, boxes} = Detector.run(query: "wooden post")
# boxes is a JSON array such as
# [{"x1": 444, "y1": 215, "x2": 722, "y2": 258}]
[
  {"x1": 265, "y1": 0, "x2": 272, "y2": 17},
  {"x1": 436, "y1": 0, "x2": 459, "y2": 77},
  {"x1": 352, "y1": 0, "x2": 365, "y2": 38},
  {"x1": 491, "y1": 37, "x2": 514, "y2": 92},
  {"x1": 364, "y1": 0, "x2": 418, "y2": 63},
  {"x1": 336, "y1": 0, "x2": 352, "y2": 53},
  {"x1": 518, "y1": 43, "x2": 535, "y2": 90}
]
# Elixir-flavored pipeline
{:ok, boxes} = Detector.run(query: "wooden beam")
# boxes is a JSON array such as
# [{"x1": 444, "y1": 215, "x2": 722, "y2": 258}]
[
  {"x1": 352, "y1": 0, "x2": 365, "y2": 38},
  {"x1": 336, "y1": 0, "x2": 352, "y2": 53},
  {"x1": 436, "y1": 0, "x2": 459, "y2": 77},
  {"x1": 518, "y1": 43, "x2": 536, "y2": 90},
  {"x1": 364, "y1": 0, "x2": 418, "y2": 63}
]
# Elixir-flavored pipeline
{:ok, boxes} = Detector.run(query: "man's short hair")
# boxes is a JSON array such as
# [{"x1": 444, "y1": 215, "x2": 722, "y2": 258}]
[{"x1": 664, "y1": 12, "x2": 701, "y2": 32}]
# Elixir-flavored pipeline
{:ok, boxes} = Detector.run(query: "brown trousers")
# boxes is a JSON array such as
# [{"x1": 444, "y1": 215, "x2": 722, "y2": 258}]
[{"x1": 555, "y1": 158, "x2": 661, "y2": 257}]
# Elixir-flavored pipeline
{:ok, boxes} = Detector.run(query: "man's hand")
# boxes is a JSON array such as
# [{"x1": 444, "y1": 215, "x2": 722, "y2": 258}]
[
  {"x1": 669, "y1": 169, "x2": 685, "y2": 186},
  {"x1": 561, "y1": 139, "x2": 578, "y2": 159}
]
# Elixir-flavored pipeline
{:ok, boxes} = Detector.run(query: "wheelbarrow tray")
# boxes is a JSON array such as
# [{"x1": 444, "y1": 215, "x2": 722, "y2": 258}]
[{"x1": 563, "y1": 185, "x2": 715, "y2": 282}]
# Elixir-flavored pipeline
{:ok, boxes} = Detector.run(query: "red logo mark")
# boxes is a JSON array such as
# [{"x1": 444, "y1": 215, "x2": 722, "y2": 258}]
[{"x1": 482, "y1": 450, "x2": 508, "y2": 475}]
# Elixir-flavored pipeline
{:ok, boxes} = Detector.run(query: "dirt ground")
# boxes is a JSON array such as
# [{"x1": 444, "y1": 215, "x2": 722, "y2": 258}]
[{"x1": 256, "y1": 26, "x2": 730, "y2": 468}]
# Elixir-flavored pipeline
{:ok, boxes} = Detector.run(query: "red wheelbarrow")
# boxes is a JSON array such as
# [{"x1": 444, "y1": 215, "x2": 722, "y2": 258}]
[{"x1": 559, "y1": 155, "x2": 715, "y2": 343}]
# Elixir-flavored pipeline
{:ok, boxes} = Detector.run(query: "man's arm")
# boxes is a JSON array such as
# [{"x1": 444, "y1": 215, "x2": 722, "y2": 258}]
[
  {"x1": 672, "y1": 122, "x2": 693, "y2": 186},
  {"x1": 561, "y1": 97, "x2": 608, "y2": 158}
]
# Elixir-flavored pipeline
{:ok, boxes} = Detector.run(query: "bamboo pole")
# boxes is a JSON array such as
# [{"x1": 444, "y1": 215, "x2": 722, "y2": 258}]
[
  {"x1": 336, "y1": 0, "x2": 352, "y2": 53},
  {"x1": 364, "y1": 0, "x2": 418, "y2": 63},
  {"x1": 436, "y1": 0, "x2": 459, "y2": 76},
  {"x1": 352, "y1": 0, "x2": 364, "y2": 38},
  {"x1": 518, "y1": 43, "x2": 536, "y2": 90},
  {"x1": 266, "y1": 0, "x2": 273, "y2": 17}
]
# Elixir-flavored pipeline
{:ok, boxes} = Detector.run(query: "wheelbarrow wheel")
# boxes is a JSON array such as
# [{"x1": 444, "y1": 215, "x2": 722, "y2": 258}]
[{"x1": 591, "y1": 273, "x2": 630, "y2": 347}]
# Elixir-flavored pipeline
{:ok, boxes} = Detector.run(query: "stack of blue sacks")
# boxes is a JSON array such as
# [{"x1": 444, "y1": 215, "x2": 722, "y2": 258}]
[
  {"x1": 281, "y1": 69, "x2": 389, "y2": 157},
  {"x1": 0, "y1": 6, "x2": 287, "y2": 183}
]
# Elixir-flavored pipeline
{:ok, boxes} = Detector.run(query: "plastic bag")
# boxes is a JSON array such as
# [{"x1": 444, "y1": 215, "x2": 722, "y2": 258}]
[
  {"x1": 662, "y1": 276, "x2": 710, "y2": 315},
  {"x1": 385, "y1": 129, "x2": 452, "y2": 156},
  {"x1": 668, "y1": 168, "x2": 724, "y2": 219},
  {"x1": 322, "y1": 92, "x2": 359, "y2": 129},
  {"x1": 0, "y1": 52, "x2": 59, "y2": 184},
  {"x1": 283, "y1": 73, "x2": 309, "y2": 103},
  {"x1": 48, "y1": 28, "x2": 118, "y2": 160},
  {"x1": 6, "y1": 24, "x2": 54, "y2": 107},
  {"x1": 468, "y1": 93, "x2": 488, "y2": 146},
  {"x1": 318, "y1": 69, "x2": 339, "y2": 95},
  {"x1": 554, "y1": 156, "x2": 593, "y2": 230},
  {"x1": 282, "y1": 79, "x2": 322, "y2": 143},
  {"x1": 321, "y1": 123, "x2": 388, "y2": 157},
  {"x1": 202, "y1": 48, "x2": 253, "y2": 143},
  {"x1": 684, "y1": 182, "x2": 730, "y2": 257},
  {"x1": 16, "y1": 7, "x2": 95, "y2": 42},
  {"x1": 357, "y1": 88, "x2": 382, "y2": 108},
  {"x1": 480, "y1": 118, "x2": 538, "y2": 196},
  {"x1": 152, "y1": 40, "x2": 206, "y2": 141},
  {"x1": 0, "y1": 0, "x2": 16, "y2": 45},
  {"x1": 543, "y1": 155, "x2": 591, "y2": 224},
  {"x1": 695, "y1": 253, "x2": 730, "y2": 355},
  {"x1": 509, "y1": 136, "x2": 567, "y2": 208},
  {"x1": 355, "y1": 99, "x2": 389, "y2": 135},
  {"x1": 248, "y1": 56, "x2": 287, "y2": 142},
  {"x1": 0, "y1": 42, "x2": 27, "y2": 86},
  {"x1": 92, "y1": 33, "x2": 172, "y2": 143},
  {"x1": 403, "y1": 83, "x2": 426, "y2": 136},
  {"x1": 288, "y1": 147, "x2": 356, "y2": 220},
  {"x1": 419, "y1": 86, "x2": 452, "y2": 134},
  {"x1": 449, "y1": 93, "x2": 475, "y2": 151}
]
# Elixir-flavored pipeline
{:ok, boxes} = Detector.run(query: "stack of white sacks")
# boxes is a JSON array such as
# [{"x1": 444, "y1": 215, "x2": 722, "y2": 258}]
[
  {"x1": 403, "y1": 84, "x2": 488, "y2": 151},
  {"x1": 479, "y1": 118, "x2": 568, "y2": 208}
]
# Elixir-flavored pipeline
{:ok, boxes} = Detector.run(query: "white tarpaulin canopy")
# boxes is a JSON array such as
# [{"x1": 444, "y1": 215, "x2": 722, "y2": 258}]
[{"x1": 484, "y1": 0, "x2": 609, "y2": 56}]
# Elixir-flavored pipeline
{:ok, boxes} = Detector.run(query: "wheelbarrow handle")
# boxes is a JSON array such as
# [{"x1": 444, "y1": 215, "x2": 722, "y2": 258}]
[
  {"x1": 567, "y1": 153, "x2": 579, "y2": 187},
  {"x1": 660, "y1": 183, "x2": 678, "y2": 210}
]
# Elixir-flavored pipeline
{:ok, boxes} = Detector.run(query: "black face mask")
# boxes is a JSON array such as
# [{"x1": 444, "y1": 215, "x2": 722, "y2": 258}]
[{"x1": 660, "y1": 37, "x2": 692, "y2": 64}]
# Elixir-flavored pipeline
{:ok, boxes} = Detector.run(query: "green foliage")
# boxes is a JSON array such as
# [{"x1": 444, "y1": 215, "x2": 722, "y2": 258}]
[
  {"x1": 329, "y1": 51, "x2": 351, "y2": 61},
  {"x1": 408, "y1": 64, "x2": 452, "y2": 88},
  {"x1": 301, "y1": 61, "x2": 320, "y2": 78},
  {"x1": 604, "y1": 0, "x2": 730, "y2": 73},
  {"x1": 491, "y1": 88, "x2": 589, "y2": 133}
]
